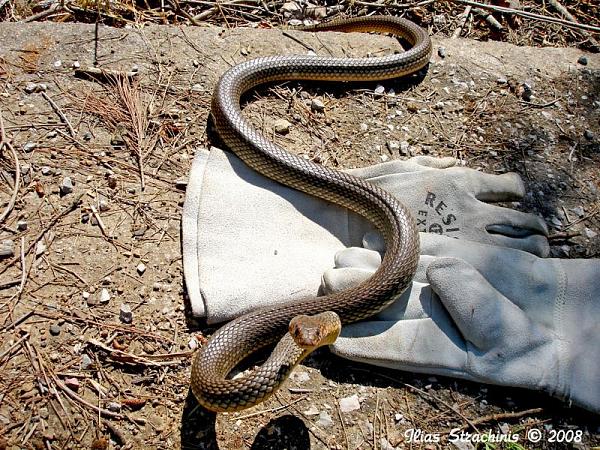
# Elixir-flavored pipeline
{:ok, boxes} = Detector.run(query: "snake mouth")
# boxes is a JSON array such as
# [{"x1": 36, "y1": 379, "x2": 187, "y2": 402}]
[{"x1": 289, "y1": 311, "x2": 342, "y2": 349}]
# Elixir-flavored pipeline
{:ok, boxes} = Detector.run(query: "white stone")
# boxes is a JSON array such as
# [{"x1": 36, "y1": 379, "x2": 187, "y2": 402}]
[
  {"x1": 316, "y1": 411, "x2": 333, "y2": 427},
  {"x1": 339, "y1": 394, "x2": 360, "y2": 412},
  {"x1": 100, "y1": 288, "x2": 111, "y2": 303}
]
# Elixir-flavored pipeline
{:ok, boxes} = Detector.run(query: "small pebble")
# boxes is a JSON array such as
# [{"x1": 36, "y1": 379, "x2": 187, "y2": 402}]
[
  {"x1": 41, "y1": 166, "x2": 53, "y2": 176},
  {"x1": 24, "y1": 82, "x2": 39, "y2": 94},
  {"x1": 98, "y1": 199, "x2": 110, "y2": 212},
  {"x1": 400, "y1": 141, "x2": 410, "y2": 155},
  {"x1": 387, "y1": 140, "x2": 400, "y2": 153},
  {"x1": 311, "y1": 98, "x2": 325, "y2": 112},
  {"x1": 521, "y1": 82, "x2": 533, "y2": 101},
  {"x1": 82, "y1": 132, "x2": 92, "y2": 141},
  {"x1": 303, "y1": 405, "x2": 319, "y2": 416},
  {"x1": 316, "y1": 411, "x2": 333, "y2": 427},
  {"x1": 49, "y1": 323, "x2": 61, "y2": 336},
  {"x1": 188, "y1": 337, "x2": 198, "y2": 350},
  {"x1": 53, "y1": 60, "x2": 62, "y2": 68},
  {"x1": 23, "y1": 142, "x2": 36, "y2": 153},
  {"x1": 584, "y1": 129, "x2": 594, "y2": 141},
  {"x1": 577, "y1": 55, "x2": 588, "y2": 66},
  {"x1": 119, "y1": 303, "x2": 133, "y2": 324},
  {"x1": 137, "y1": 262, "x2": 146, "y2": 275},
  {"x1": 437, "y1": 47, "x2": 446, "y2": 58},
  {"x1": 174, "y1": 178, "x2": 188, "y2": 189},
  {"x1": 584, "y1": 228, "x2": 597, "y2": 239},
  {"x1": 496, "y1": 77, "x2": 508, "y2": 84},
  {"x1": 571, "y1": 206, "x2": 584, "y2": 217},
  {"x1": 64, "y1": 377, "x2": 80, "y2": 391},
  {"x1": 17, "y1": 220, "x2": 27, "y2": 231},
  {"x1": 0, "y1": 240, "x2": 14, "y2": 257},
  {"x1": 60, "y1": 177, "x2": 74, "y2": 195},
  {"x1": 374, "y1": 84, "x2": 385, "y2": 96},
  {"x1": 35, "y1": 241, "x2": 46, "y2": 256},
  {"x1": 81, "y1": 354, "x2": 93, "y2": 370},
  {"x1": 39, "y1": 407, "x2": 50, "y2": 420},
  {"x1": 99, "y1": 288, "x2": 111, "y2": 303},
  {"x1": 107, "y1": 402, "x2": 121, "y2": 412},
  {"x1": 274, "y1": 119, "x2": 291, "y2": 135},
  {"x1": 72, "y1": 61, "x2": 80, "y2": 69},
  {"x1": 191, "y1": 83, "x2": 203, "y2": 92}
]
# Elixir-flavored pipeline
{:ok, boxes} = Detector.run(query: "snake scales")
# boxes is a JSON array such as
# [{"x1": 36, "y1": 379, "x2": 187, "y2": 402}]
[{"x1": 191, "y1": 16, "x2": 432, "y2": 412}]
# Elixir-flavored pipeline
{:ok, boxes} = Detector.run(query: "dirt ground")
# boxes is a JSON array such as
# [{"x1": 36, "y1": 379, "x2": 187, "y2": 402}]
[{"x1": 0, "y1": 21, "x2": 599, "y2": 450}]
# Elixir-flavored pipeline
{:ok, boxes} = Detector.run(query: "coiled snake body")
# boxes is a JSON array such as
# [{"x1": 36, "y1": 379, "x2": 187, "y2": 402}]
[{"x1": 191, "y1": 16, "x2": 431, "y2": 412}]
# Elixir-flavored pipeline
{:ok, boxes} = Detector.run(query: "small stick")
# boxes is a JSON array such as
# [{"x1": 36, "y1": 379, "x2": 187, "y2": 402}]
[
  {"x1": 548, "y1": 231, "x2": 580, "y2": 241},
  {"x1": 21, "y1": 2, "x2": 62, "y2": 22},
  {"x1": 41, "y1": 92, "x2": 76, "y2": 138},
  {"x1": 87, "y1": 338, "x2": 190, "y2": 366},
  {"x1": 18, "y1": 236, "x2": 27, "y2": 293},
  {"x1": 472, "y1": 8, "x2": 504, "y2": 32},
  {"x1": 448, "y1": 408, "x2": 544, "y2": 432},
  {"x1": 89, "y1": 204, "x2": 110, "y2": 238},
  {"x1": 282, "y1": 31, "x2": 316, "y2": 52},
  {"x1": 103, "y1": 421, "x2": 126, "y2": 446},
  {"x1": 452, "y1": 6, "x2": 472, "y2": 38},
  {"x1": 0, "y1": 109, "x2": 20, "y2": 225},
  {"x1": 337, "y1": 403, "x2": 349, "y2": 450}
]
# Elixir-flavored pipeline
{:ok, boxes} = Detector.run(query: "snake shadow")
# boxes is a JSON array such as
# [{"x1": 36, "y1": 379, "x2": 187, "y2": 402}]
[{"x1": 180, "y1": 388, "x2": 311, "y2": 450}]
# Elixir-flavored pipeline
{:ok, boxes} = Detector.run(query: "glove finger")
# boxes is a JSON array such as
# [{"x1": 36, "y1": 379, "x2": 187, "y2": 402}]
[
  {"x1": 468, "y1": 171, "x2": 526, "y2": 202},
  {"x1": 334, "y1": 247, "x2": 381, "y2": 270},
  {"x1": 482, "y1": 204, "x2": 549, "y2": 237},
  {"x1": 345, "y1": 160, "x2": 416, "y2": 178},
  {"x1": 321, "y1": 267, "x2": 373, "y2": 295},
  {"x1": 332, "y1": 318, "x2": 469, "y2": 377},
  {"x1": 345, "y1": 156, "x2": 457, "y2": 179},
  {"x1": 408, "y1": 155, "x2": 457, "y2": 169},
  {"x1": 481, "y1": 232, "x2": 550, "y2": 257},
  {"x1": 426, "y1": 257, "x2": 533, "y2": 350}
]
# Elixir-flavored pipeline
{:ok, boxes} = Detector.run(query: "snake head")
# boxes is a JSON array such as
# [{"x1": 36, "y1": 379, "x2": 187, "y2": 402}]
[{"x1": 288, "y1": 311, "x2": 342, "y2": 350}]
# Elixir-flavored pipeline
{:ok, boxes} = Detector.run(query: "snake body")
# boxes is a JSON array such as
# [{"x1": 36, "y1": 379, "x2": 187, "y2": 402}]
[{"x1": 191, "y1": 16, "x2": 431, "y2": 412}]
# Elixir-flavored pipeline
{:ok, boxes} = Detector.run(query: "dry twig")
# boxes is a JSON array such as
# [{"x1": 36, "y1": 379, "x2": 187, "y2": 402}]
[{"x1": 0, "y1": 109, "x2": 20, "y2": 225}]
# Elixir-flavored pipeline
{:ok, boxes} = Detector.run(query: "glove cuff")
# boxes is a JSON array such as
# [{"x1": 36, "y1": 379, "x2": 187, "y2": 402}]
[{"x1": 551, "y1": 259, "x2": 600, "y2": 413}]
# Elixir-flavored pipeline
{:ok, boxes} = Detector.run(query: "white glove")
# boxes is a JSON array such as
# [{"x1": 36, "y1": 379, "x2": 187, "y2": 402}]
[
  {"x1": 182, "y1": 147, "x2": 548, "y2": 323},
  {"x1": 323, "y1": 234, "x2": 600, "y2": 414}
]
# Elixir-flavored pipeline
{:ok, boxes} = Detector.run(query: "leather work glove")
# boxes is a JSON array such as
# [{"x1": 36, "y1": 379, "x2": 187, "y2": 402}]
[
  {"x1": 182, "y1": 147, "x2": 548, "y2": 323},
  {"x1": 322, "y1": 234, "x2": 600, "y2": 414}
]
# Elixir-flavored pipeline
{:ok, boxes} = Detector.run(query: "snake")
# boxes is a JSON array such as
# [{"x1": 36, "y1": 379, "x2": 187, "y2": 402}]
[{"x1": 191, "y1": 16, "x2": 431, "y2": 412}]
